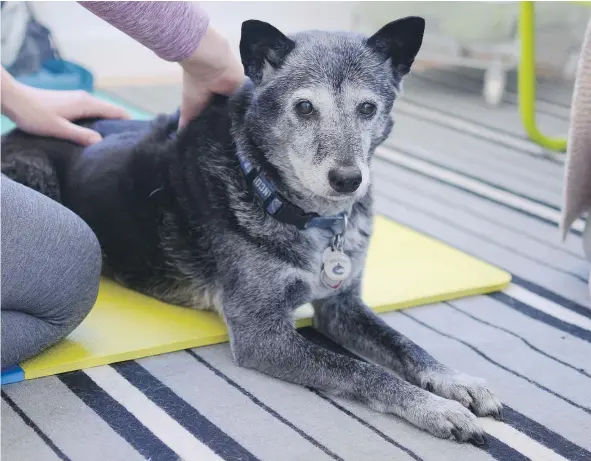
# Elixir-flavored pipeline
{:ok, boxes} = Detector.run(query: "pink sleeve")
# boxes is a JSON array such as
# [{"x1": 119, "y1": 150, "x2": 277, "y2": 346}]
[{"x1": 81, "y1": 1, "x2": 209, "y2": 62}]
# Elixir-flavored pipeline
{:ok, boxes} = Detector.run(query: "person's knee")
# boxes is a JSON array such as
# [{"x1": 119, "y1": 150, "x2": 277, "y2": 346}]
[
  {"x1": 38, "y1": 216, "x2": 102, "y2": 340},
  {"x1": 58, "y1": 221, "x2": 102, "y2": 331}
]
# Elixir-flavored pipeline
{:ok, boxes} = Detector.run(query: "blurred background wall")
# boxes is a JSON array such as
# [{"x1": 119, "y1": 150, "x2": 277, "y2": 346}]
[{"x1": 11, "y1": 1, "x2": 591, "y2": 88}]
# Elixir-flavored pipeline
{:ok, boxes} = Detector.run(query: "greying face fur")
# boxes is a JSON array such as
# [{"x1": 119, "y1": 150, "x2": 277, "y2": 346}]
[{"x1": 239, "y1": 19, "x2": 423, "y2": 209}]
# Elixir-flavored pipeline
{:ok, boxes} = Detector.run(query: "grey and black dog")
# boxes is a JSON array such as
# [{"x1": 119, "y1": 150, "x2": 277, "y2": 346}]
[{"x1": 2, "y1": 17, "x2": 502, "y2": 442}]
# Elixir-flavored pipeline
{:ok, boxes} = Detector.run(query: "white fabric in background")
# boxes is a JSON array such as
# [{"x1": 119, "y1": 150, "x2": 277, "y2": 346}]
[{"x1": 1, "y1": 2, "x2": 30, "y2": 68}]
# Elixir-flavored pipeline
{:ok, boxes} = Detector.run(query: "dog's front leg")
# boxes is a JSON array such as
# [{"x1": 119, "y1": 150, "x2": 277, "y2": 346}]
[
  {"x1": 222, "y1": 281, "x2": 485, "y2": 443},
  {"x1": 313, "y1": 283, "x2": 502, "y2": 421}
]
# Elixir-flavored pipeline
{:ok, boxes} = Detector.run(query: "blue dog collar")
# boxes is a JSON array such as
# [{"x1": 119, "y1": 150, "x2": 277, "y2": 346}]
[{"x1": 237, "y1": 153, "x2": 346, "y2": 232}]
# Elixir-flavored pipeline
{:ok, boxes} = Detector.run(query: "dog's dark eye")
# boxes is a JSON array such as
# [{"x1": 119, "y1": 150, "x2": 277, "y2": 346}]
[
  {"x1": 358, "y1": 102, "x2": 376, "y2": 116},
  {"x1": 295, "y1": 100, "x2": 314, "y2": 116}
]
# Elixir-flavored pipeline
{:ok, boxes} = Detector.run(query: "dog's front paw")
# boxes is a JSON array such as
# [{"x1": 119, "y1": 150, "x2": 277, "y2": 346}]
[
  {"x1": 419, "y1": 371, "x2": 503, "y2": 420},
  {"x1": 410, "y1": 394, "x2": 486, "y2": 444}
]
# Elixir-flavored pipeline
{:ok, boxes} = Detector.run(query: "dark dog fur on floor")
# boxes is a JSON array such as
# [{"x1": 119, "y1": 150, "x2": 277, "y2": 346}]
[{"x1": 1, "y1": 18, "x2": 502, "y2": 442}]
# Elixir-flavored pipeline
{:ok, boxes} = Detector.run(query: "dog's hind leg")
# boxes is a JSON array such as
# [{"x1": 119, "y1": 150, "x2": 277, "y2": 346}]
[
  {"x1": 1, "y1": 149, "x2": 61, "y2": 202},
  {"x1": 222, "y1": 278, "x2": 486, "y2": 443},
  {"x1": 313, "y1": 282, "x2": 503, "y2": 426}
]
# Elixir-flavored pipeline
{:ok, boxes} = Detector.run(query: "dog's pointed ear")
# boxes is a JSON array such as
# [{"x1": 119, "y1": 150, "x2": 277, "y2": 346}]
[
  {"x1": 240, "y1": 20, "x2": 295, "y2": 84},
  {"x1": 366, "y1": 16, "x2": 425, "y2": 76}
]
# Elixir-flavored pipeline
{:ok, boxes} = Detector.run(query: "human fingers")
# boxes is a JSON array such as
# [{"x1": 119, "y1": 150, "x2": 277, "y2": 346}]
[
  {"x1": 50, "y1": 118, "x2": 103, "y2": 146},
  {"x1": 60, "y1": 91, "x2": 130, "y2": 121}
]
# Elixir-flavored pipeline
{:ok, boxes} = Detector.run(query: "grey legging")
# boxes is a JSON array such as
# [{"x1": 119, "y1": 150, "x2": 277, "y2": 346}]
[{"x1": 1, "y1": 175, "x2": 102, "y2": 367}]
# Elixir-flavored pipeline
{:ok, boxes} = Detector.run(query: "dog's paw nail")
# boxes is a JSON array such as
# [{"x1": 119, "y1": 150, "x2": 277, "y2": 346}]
[
  {"x1": 451, "y1": 428, "x2": 462, "y2": 442},
  {"x1": 469, "y1": 433, "x2": 487, "y2": 446},
  {"x1": 492, "y1": 407, "x2": 504, "y2": 421},
  {"x1": 425, "y1": 382, "x2": 434, "y2": 392}
]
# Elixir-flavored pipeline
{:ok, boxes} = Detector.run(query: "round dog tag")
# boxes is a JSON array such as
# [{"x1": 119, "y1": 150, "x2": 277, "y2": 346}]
[{"x1": 321, "y1": 247, "x2": 352, "y2": 282}]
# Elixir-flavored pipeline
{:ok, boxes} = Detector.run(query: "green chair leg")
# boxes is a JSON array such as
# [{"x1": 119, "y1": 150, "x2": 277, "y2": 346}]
[{"x1": 518, "y1": 1, "x2": 568, "y2": 152}]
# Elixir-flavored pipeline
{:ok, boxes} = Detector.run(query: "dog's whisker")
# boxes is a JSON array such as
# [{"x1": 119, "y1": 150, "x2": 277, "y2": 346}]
[{"x1": 149, "y1": 187, "x2": 163, "y2": 198}]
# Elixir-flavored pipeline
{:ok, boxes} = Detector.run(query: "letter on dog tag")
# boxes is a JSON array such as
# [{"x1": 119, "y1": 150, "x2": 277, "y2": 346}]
[{"x1": 321, "y1": 247, "x2": 352, "y2": 288}]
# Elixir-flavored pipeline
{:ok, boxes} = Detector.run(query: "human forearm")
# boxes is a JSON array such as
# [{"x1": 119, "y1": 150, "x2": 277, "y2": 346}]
[
  {"x1": 81, "y1": 1, "x2": 209, "y2": 62},
  {"x1": 80, "y1": 1, "x2": 244, "y2": 127}
]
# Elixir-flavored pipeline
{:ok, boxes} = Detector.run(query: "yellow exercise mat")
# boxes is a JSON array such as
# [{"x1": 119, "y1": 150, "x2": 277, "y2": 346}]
[{"x1": 20, "y1": 216, "x2": 510, "y2": 380}]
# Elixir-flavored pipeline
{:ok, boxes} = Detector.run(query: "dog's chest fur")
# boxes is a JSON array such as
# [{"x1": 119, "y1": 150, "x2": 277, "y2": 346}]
[
  {"x1": 151, "y1": 182, "x2": 374, "y2": 314},
  {"x1": 298, "y1": 210, "x2": 372, "y2": 300},
  {"x1": 201, "y1": 198, "x2": 372, "y2": 314}
]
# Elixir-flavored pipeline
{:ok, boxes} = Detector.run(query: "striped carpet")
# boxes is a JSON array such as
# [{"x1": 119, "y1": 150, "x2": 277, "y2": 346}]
[{"x1": 3, "y1": 70, "x2": 590, "y2": 461}]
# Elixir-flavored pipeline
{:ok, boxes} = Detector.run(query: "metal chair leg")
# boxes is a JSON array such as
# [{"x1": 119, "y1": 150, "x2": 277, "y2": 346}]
[{"x1": 518, "y1": 1, "x2": 567, "y2": 152}]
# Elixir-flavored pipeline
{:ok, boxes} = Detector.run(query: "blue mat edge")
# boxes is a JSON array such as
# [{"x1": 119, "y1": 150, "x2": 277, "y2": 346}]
[{"x1": 1, "y1": 365, "x2": 25, "y2": 385}]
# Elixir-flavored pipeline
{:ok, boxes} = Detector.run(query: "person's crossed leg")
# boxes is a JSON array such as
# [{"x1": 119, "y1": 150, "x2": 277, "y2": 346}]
[{"x1": 1, "y1": 175, "x2": 102, "y2": 367}]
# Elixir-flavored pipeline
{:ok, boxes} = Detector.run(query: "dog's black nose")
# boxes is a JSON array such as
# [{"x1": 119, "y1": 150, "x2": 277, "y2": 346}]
[{"x1": 328, "y1": 167, "x2": 362, "y2": 193}]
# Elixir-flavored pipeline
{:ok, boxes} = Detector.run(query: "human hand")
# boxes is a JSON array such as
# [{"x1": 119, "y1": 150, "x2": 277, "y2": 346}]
[
  {"x1": 178, "y1": 26, "x2": 245, "y2": 129},
  {"x1": 1, "y1": 68, "x2": 129, "y2": 146}
]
